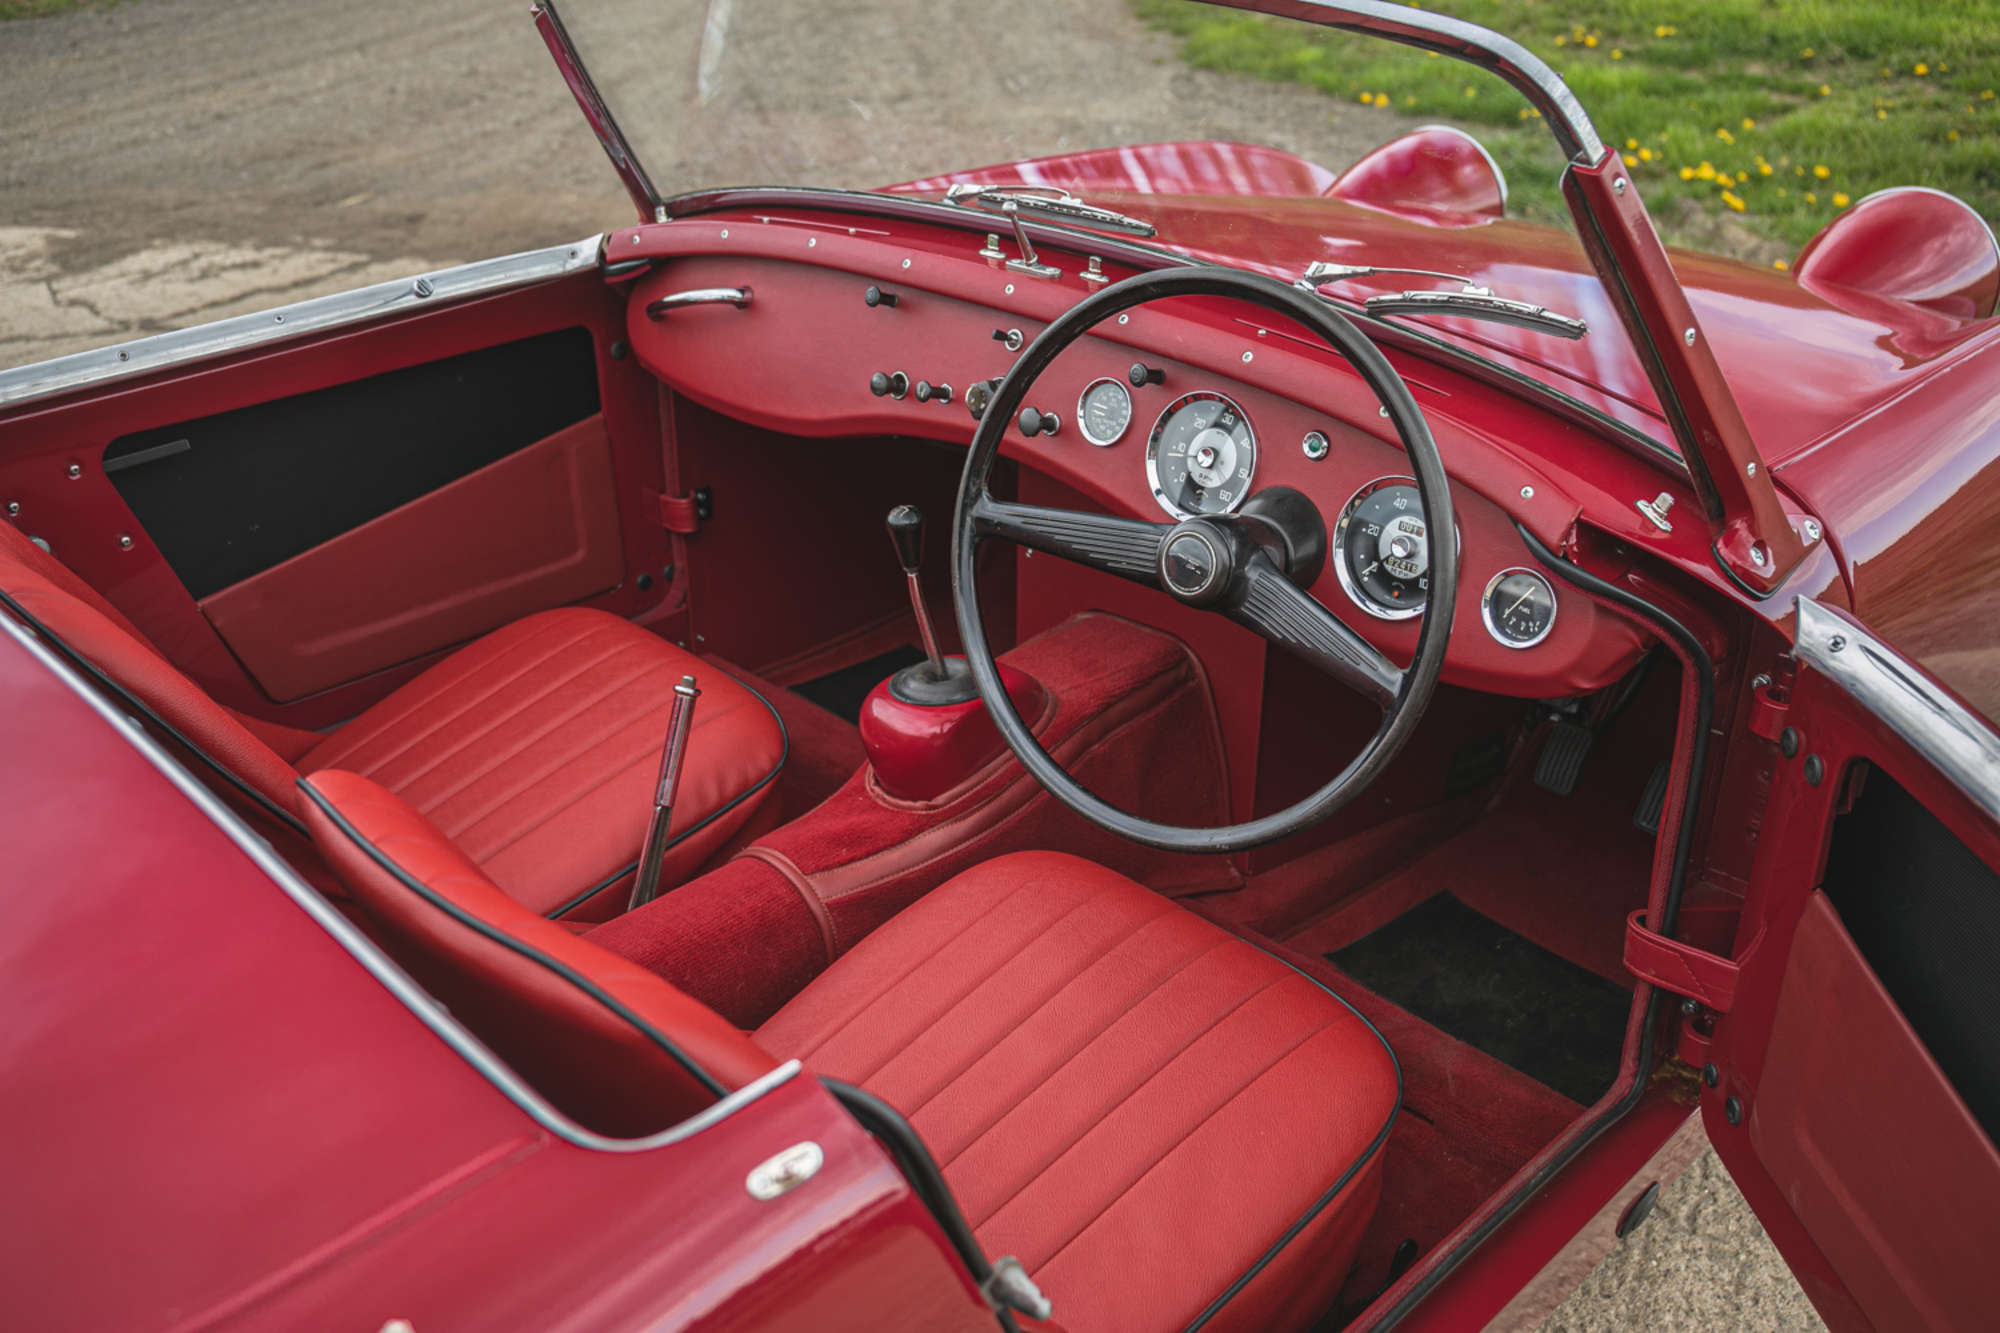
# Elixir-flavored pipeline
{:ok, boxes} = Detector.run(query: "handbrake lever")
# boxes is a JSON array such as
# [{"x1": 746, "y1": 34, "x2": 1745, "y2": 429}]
[{"x1": 629, "y1": 673, "x2": 701, "y2": 911}]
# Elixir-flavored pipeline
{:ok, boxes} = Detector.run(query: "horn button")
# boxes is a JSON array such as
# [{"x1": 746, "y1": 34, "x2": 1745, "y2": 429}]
[{"x1": 1159, "y1": 521, "x2": 1233, "y2": 606}]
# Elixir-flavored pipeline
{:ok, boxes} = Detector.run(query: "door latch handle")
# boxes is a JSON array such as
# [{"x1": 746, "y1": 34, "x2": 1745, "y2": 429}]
[{"x1": 645, "y1": 286, "x2": 753, "y2": 320}]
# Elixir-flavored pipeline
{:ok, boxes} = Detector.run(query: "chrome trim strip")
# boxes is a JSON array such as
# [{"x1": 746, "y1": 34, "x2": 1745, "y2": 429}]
[
  {"x1": 0, "y1": 609, "x2": 801, "y2": 1152},
  {"x1": 1224, "y1": 1, "x2": 1604, "y2": 164},
  {"x1": 533, "y1": 1, "x2": 663, "y2": 220},
  {"x1": 1795, "y1": 597, "x2": 2000, "y2": 823},
  {"x1": 0, "y1": 236, "x2": 606, "y2": 414}
]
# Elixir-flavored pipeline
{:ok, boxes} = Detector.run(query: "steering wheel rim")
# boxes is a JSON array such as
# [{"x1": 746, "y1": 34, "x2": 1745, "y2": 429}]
[{"x1": 951, "y1": 266, "x2": 1455, "y2": 853}]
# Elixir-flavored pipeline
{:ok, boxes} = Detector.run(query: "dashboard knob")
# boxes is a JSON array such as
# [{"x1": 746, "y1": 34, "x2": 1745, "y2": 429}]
[
  {"x1": 1129, "y1": 362, "x2": 1166, "y2": 387},
  {"x1": 992, "y1": 327, "x2": 1025, "y2": 352},
  {"x1": 915, "y1": 380, "x2": 954, "y2": 404},
  {"x1": 869, "y1": 370, "x2": 910, "y2": 399},
  {"x1": 864, "y1": 285, "x2": 899, "y2": 309},
  {"x1": 1018, "y1": 407, "x2": 1061, "y2": 438}
]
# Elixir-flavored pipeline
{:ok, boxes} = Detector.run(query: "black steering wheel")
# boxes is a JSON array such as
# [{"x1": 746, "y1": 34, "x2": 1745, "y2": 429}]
[{"x1": 950, "y1": 267, "x2": 1456, "y2": 853}]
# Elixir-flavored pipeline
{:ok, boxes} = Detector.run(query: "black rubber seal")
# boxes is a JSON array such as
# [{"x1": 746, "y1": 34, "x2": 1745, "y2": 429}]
[
  {"x1": 0, "y1": 586, "x2": 310, "y2": 838},
  {"x1": 299, "y1": 776, "x2": 729, "y2": 1101},
  {"x1": 545, "y1": 660, "x2": 791, "y2": 919},
  {"x1": 1351, "y1": 525, "x2": 1714, "y2": 1331}
]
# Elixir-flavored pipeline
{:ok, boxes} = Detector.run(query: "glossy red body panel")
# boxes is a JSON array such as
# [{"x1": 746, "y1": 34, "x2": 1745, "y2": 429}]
[
  {"x1": 0, "y1": 622, "x2": 995, "y2": 1333},
  {"x1": 1703, "y1": 654, "x2": 2000, "y2": 1333},
  {"x1": 1324, "y1": 125, "x2": 1507, "y2": 225},
  {"x1": 857, "y1": 659, "x2": 1047, "y2": 802},
  {"x1": 199, "y1": 414, "x2": 626, "y2": 702},
  {"x1": 0, "y1": 270, "x2": 668, "y2": 730},
  {"x1": 1795, "y1": 187, "x2": 2000, "y2": 321}
]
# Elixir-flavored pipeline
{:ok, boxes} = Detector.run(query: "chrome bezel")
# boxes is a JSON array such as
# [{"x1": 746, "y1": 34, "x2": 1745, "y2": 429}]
[
  {"x1": 1077, "y1": 376, "x2": 1134, "y2": 447},
  {"x1": 1481, "y1": 566, "x2": 1558, "y2": 649},
  {"x1": 1145, "y1": 390, "x2": 1257, "y2": 520},
  {"x1": 1334, "y1": 475, "x2": 1431, "y2": 622}
]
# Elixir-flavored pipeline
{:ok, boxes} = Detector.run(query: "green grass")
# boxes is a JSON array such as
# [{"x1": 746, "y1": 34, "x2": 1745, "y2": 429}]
[
  {"x1": 1132, "y1": 0, "x2": 2000, "y2": 263},
  {"x1": 1, "y1": 0, "x2": 116, "y2": 17}
]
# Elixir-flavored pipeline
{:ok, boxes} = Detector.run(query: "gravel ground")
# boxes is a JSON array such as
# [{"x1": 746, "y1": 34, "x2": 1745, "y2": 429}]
[{"x1": 0, "y1": 3, "x2": 1827, "y2": 1329}]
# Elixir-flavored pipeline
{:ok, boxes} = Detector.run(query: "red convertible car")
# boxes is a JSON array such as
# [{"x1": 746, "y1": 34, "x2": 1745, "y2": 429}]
[{"x1": 4, "y1": 2, "x2": 1996, "y2": 1330}]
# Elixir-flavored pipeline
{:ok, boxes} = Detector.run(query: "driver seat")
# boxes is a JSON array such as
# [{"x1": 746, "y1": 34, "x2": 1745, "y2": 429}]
[{"x1": 300, "y1": 769, "x2": 1399, "y2": 1333}]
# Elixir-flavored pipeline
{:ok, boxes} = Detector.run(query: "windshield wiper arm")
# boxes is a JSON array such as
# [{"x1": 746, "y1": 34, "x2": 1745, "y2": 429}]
[
  {"x1": 944, "y1": 184, "x2": 1157, "y2": 239},
  {"x1": 1298, "y1": 261, "x2": 1588, "y2": 341}
]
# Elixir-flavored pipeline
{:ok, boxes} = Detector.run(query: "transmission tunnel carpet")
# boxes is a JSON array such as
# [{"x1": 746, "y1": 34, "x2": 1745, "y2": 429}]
[{"x1": 1328, "y1": 892, "x2": 1629, "y2": 1105}]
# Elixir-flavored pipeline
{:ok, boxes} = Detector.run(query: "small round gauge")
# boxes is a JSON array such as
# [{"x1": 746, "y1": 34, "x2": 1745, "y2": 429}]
[
  {"x1": 1334, "y1": 477, "x2": 1434, "y2": 620},
  {"x1": 1482, "y1": 567, "x2": 1558, "y2": 648},
  {"x1": 1145, "y1": 391, "x2": 1257, "y2": 518},
  {"x1": 1077, "y1": 377, "x2": 1133, "y2": 447}
]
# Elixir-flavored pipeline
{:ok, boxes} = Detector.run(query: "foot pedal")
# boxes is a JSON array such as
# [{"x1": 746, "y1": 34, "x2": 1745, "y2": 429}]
[
  {"x1": 1534, "y1": 720, "x2": 1593, "y2": 796},
  {"x1": 1634, "y1": 760, "x2": 1670, "y2": 834}
]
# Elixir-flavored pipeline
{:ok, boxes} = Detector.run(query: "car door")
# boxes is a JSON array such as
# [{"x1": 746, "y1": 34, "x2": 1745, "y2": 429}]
[
  {"x1": 0, "y1": 240, "x2": 675, "y2": 730},
  {"x1": 1698, "y1": 596, "x2": 2000, "y2": 1333}
]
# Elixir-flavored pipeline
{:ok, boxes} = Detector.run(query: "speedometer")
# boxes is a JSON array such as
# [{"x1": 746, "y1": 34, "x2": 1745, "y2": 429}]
[
  {"x1": 1145, "y1": 391, "x2": 1257, "y2": 518},
  {"x1": 1335, "y1": 477, "x2": 1434, "y2": 620},
  {"x1": 1077, "y1": 377, "x2": 1133, "y2": 447}
]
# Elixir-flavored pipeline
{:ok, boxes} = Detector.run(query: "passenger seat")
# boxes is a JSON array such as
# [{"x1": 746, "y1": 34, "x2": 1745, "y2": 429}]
[{"x1": 0, "y1": 520, "x2": 783, "y2": 920}]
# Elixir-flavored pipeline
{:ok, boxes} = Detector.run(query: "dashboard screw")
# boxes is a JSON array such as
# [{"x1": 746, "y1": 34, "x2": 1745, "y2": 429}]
[
  {"x1": 1703, "y1": 1063, "x2": 1720, "y2": 1088},
  {"x1": 1780, "y1": 726, "x2": 1799, "y2": 758},
  {"x1": 117, "y1": 533, "x2": 133, "y2": 550},
  {"x1": 411, "y1": 277, "x2": 433, "y2": 298},
  {"x1": 1804, "y1": 754, "x2": 1825, "y2": 786},
  {"x1": 1241, "y1": 350, "x2": 1254, "y2": 363},
  {"x1": 1724, "y1": 1096, "x2": 1743, "y2": 1126},
  {"x1": 1683, "y1": 327, "x2": 1697, "y2": 345},
  {"x1": 1749, "y1": 542, "x2": 1768, "y2": 568},
  {"x1": 4, "y1": 501, "x2": 17, "y2": 516},
  {"x1": 66, "y1": 463, "x2": 82, "y2": 480},
  {"x1": 1828, "y1": 634, "x2": 1846, "y2": 653},
  {"x1": 1613, "y1": 177, "x2": 1628, "y2": 195},
  {"x1": 1801, "y1": 518, "x2": 1822, "y2": 542},
  {"x1": 1520, "y1": 486, "x2": 1534, "y2": 499}
]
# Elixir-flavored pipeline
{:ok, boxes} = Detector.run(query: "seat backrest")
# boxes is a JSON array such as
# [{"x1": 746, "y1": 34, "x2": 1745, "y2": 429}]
[
  {"x1": 299, "y1": 769, "x2": 778, "y2": 1137},
  {"x1": 0, "y1": 521, "x2": 309, "y2": 816}
]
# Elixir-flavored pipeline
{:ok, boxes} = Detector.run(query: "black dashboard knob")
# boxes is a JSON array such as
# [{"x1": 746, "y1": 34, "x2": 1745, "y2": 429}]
[
  {"x1": 869, "y1": 370, "x2": 910, "y2": 399},
  {"x1": 1129, "y1": 362, "x2": 1166, "y2": 387},
  {"x1": 864, "y1": 285, "x2": 899, "y2": 309},
  {"x1": 1018, "y1": 407, "x2": 1061, "y2": 438},
  {"x1": 915, "y1": 380, "x2": 953, "y2": 404},
  {"x1": 885, "y1": 504, "x2": 925, "y2": 574}
]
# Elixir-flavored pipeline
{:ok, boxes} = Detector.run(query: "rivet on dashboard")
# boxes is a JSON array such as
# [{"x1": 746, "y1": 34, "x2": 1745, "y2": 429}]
[
  {"x1": 1005, "y1": 283, "x2": 1016, "y2": 295},
  {"x1": 1801, "y1": 518, "x2": 1822, "y2": 543},
  {"x1": 1117, "y1": 313, "x2": 1130, "y2": 325},
  {"x1": 902, "y1": 258, "x2": 912, "y2": 269},
  {"x1": 1750, "y1": 542, "x2": 1769, "y2": 568},
  {"x1": 1683, "y1": 327, "x2": 1697, "y2": 345},
  {"x1": 1241, "y1": 351, "x2": 1254, "y2": 363},
  {"x1": 807, "y1": 237, "x2": 817, "y2": 247},
  {"x1": 1520, "y1": 486, "x2": 1535, "y2": 500},
  {"x1": 65, "y1": 463, "x2": 81, "y2": 480},
  {"x1": 117, "y1": 533, "x2": 133, "y2": 550},
  {"x1": 1613, "y1": 177, "x2": 1628, "y2": 195},
  {"x1": 719, "y1": 229, "x2": 729, "y2": 239},
  {"x1": 1378, "y1": 405, "x2": 1389, "y2": 418}
]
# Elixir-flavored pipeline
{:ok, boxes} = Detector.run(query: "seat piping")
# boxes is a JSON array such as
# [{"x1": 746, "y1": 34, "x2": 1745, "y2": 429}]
[
  {"x1": 0, "y1": 586, "x2": 309, "y2": 837},
  {"x1": 297, "y1": 776, "x2": 731, "y2": 1100},
  {"x1": 544, "y1": 660, "x2": 790, "y2": 919}
]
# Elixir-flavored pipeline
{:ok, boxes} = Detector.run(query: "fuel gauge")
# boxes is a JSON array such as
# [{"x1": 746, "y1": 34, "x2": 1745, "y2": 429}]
[{"x1": 1482, "y1": 568, "x2": 1557, "y2": 649}]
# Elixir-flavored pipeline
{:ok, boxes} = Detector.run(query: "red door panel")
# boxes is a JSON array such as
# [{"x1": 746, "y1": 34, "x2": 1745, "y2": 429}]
[
  {"x1": 1706, "y1": 599, "x2": 2000, "y2": 1333},
  {"x1": 199, "y1": 415, "x2": 624, "y2": 701}
]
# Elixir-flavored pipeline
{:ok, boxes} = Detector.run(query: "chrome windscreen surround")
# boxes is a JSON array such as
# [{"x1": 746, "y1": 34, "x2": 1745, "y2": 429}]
[
  {"x1": 0, "y1": 237, "x2": 606, "y2": 414},
  {"x1": 1794, "y1": 597, "x2": 2000, "y2": 823}
]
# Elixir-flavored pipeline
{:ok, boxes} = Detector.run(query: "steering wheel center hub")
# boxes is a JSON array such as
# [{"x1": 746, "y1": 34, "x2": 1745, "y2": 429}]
[{"x1": 1159, "y1": 522, "x2": 1231, "y2": 604}]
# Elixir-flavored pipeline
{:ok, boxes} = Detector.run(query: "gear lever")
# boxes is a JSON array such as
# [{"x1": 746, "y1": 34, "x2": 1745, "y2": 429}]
[
  {"x1": 886, "y1": 505, "x2": 949, "y2": 681},
  {"x1": 629, "y1": 673, "x2": 701, "y2": 911}
]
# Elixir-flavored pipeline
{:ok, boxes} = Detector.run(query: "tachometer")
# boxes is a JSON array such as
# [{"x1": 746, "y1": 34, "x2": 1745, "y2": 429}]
[
  {"x1": 1335, "y1": 477, "x2": 1435, "y2": 620},
  {"x1": 1077, "y1": 377, "x2": 1133, "y2": 447},
  {"x1": 1145, "y1": 391, "x2": 1257, "y2": 518}
]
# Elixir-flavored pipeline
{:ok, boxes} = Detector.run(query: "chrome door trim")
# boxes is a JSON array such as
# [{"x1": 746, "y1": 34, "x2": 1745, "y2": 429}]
[
  {"x1": 1795, "y1": 597, "x2": 2000, "y2": 823},
  {"x1": 0, "y1": 608, "x2": 800, "y2": 1153},
  {"x1": 0, "y1": 236, "x2": 606, "y2": 414}
]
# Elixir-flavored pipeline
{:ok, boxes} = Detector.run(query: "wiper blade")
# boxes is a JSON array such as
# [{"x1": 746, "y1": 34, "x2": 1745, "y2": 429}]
[
  {"x1": 943, "y1": 184, "x2": 1157, "y2": 239},
  {"x1": 1298, "y1": 262, "x2": 1587, "y2": 340}
]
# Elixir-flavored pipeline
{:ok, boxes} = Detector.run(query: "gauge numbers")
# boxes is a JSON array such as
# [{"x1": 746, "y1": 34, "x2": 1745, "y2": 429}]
[
  {"x1": 1077, "y1": 377, "x2": 1134, "y2": 447},
  {"x1": 1334, "y1": 478, "x2": 1432, "y2": 620},
  {"x1": 1145, "y1": 391, "x2": 1257, "y2": 518},
  {"x1": 1482, "y1": 568, "x2": 1558, "y2": 648}
]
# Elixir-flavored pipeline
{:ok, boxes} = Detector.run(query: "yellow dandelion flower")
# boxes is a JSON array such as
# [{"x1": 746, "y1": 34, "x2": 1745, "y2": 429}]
[
  {"x1": 1463, "y1": 86, "x2": 1477, "y2": 98},
  {"x1": 1819, "y1": 84, "x2": 1832, "y2": 97},
  {"x1": 1795, "y1": 165, "x2": 1807, "y2": 176},
  {"x1": 1623, "y1": 153, "x2": 1638, "y2": 167},
  {"x1": 1813, "y1": 164, "x2": 1830, "y2": 179},
  {"x1": 1877, "y1": 108, "x2": 1888, "y2": 120},
  {"x1": 1426, "y1": 51, "x2": 1439, "y2": 59},
  {"x1": 1774, "y1": 259, "x2": 1790, "y2": 271},
  {"x1": 1758, "y1": 161, "x2": 1773, "y2": 176},
  {"x1": 1374, "y1": 92, "x2": 1391, "y2": 107},
  {"x1": 1801, "y1": 47, "x2": 1815, "y2": 60},
  {"x1": 1914, "y1": 63, "x2": 1929, "y2": 76},
  {"x1": 1881, "y1": 68, "x2": 1891, "y2": 78},
  {"x1": 1654, "y1": 24, "x2": 1677, "y2": 38},
  {"x1": 1554, "y1": 34, "x2": 1567, "y2": 47},
  {"x1": 1611, "y1": 49, "x2": 1624, "y2": 60},
  {"x1": 1584, "y1": 34, "x2": 1598, "y2": 48},
  {"x1": 1716, "y1": 172, "x2": 1735, "y2": 187},
  {"x1": 1625, "y1": 137, "x2": 1639, "y2": 150},
  {"x1": 1572, "y1": 25, "x2": 1586, "y2": 40},
  {"x1": 1639, "y1": 147, "x2": 1654, "y2": 162},
  {"x1": 1679, "y1": 166, "x2": 1696, "y2": 180},
  {"x1": 1721, "y1": 190, "x2": 1746, "y2": 213},
  {"x1": 1984, "y1": 90, "x2": 1996, "y2": 100},
  {"x1": 1696, "y1": 161, "x2": 1717, "y2": 180},
  {"x1": 1805, "y1": 191, "x2": 1818, "y2": 204},
  {"x1": 1742, "y1": 118, "x2": 1756, "y2": 131},
  {"x1": 1833, "y1": 192, "x2": 1851, "y2": 207},
  {"x1": 1358, "y1": 91, "x2": 1372, "y2": 104},
  {"x1": 1716, "y1": 127, "x2": 1736, "y2": 144},
  {"x1": 1949, "y1": 129, "x2": 1960, "y2": 142}
]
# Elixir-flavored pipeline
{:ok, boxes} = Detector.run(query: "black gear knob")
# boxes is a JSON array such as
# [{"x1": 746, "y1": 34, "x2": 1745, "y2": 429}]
[{"x1": 886, "y1": 504, "x2": 925, "y2": 575}]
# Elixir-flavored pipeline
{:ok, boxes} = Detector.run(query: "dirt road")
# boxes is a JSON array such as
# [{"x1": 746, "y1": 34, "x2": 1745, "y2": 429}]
[{"x1": 0, "y1": 3, "x2": 1824, "y2": 1330}]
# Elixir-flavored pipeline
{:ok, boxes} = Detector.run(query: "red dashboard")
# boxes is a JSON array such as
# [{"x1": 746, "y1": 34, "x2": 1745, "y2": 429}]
[{"x1": 623, "y1": 216, "x2": 1655, "y2": 699}]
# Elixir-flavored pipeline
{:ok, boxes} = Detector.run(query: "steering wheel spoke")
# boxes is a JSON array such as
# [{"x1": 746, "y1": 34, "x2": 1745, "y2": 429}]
[
  {"x1": 1231, "y1": 554, "x2": 1402, "y2": 708},
  {"x1": 972, "y1": 495, "x2": 1167, "y2": 586}
]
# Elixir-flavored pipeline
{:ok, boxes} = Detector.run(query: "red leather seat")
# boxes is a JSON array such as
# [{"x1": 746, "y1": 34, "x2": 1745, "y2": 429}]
[
  {"x1": 301, "y1": 769, "x2": 1399, "y2": 1333},
  {"x1": 0, "y1": 521, "x2": 783, "y2": 918}
]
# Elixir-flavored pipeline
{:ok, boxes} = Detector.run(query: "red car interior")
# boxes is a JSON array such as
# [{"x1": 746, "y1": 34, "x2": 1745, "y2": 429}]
[{"x1": 4, "y1": 8, "x2": 1999, "y2": 1316}]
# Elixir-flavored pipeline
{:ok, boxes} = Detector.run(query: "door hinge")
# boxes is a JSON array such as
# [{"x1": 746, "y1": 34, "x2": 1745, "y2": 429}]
[{"x1": 657, "y1": 487, "x2": 712, "y2": 534}]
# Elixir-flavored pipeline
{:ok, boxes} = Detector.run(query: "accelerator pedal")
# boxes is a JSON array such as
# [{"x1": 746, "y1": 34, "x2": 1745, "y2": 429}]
[
  {"x1": 1634, "y1": 760, "x2": 1670, "y2": 835},
  {"x1": 1533, "y1": 720, "x2": 1594, "y2": 796}
]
